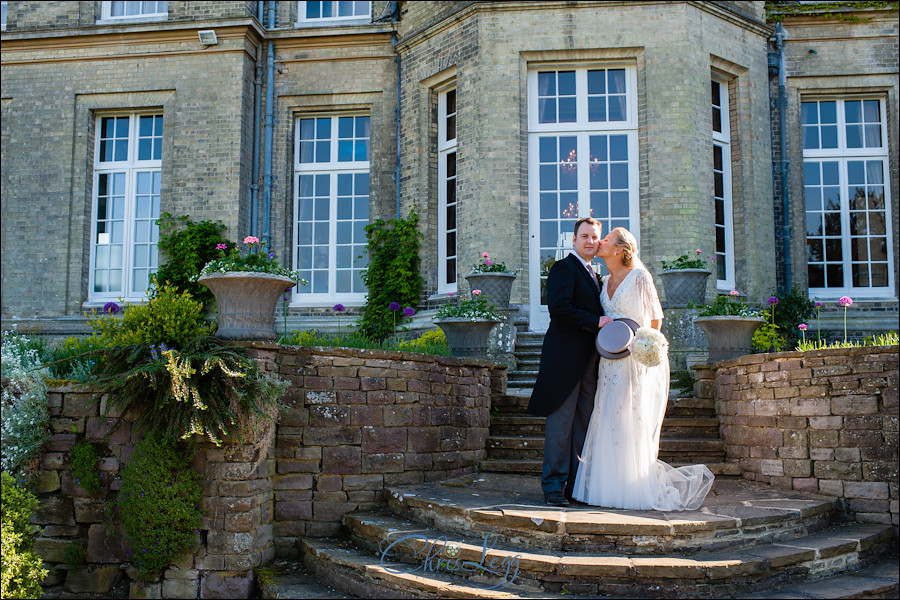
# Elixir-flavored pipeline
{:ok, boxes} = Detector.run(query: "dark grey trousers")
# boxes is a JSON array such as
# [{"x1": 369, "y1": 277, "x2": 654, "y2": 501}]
[{"x1": 540, "y1": 354, "x2": 599, "y2": 498}]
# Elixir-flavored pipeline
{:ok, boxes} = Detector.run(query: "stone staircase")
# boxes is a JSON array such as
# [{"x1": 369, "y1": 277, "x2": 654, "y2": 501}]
[
  {"x1": 290, "y1": 473, "x2": 897, "y2": 598},
  {"x1": 489, "y1": 330, "x2": 740, "y2": 477},
  {"x1": 257, "y1": 333, "x2": 898, "y2": 598}
]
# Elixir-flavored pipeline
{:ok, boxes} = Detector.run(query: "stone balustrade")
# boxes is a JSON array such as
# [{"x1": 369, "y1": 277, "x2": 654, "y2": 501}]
[{"x1": 696, "y1": 345, "x2": 898, "y2": 533}]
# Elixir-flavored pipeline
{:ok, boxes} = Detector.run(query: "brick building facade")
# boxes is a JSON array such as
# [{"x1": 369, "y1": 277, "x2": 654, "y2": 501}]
[{"x1": 2, "y1": 1, "x2": 897, "y2": 338}]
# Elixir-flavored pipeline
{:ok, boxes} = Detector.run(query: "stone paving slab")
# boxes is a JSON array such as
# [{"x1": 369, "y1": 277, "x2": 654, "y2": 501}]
[
  {"x1": 386, "y1": 473, "x2": 837, "y2": 554},
  {"x1": 738, "y1": 556, "x2": 899, "y2": 599}
]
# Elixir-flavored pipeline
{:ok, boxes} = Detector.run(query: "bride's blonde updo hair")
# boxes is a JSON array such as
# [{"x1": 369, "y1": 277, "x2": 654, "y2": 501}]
[{"x1": 611, "y1": 227, "x2": 638, "y2": 267}]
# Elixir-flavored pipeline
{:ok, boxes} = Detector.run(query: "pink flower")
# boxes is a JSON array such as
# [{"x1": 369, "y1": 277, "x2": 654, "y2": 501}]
[
  {"x1": 482, "y1": 252, "x2": 490, "y2": 258},
  {"x1": 729, "y1": 290, "x2": 739, "y2": 296},
  {"x1": 447, "y1": 292, "x2": 455, "y2": 297},
  {"x1": 485, "y1": 260, "x2": 493, "y2": 266},
  {"x1": 215, "y1": 243, "x2": 228, "y2": 250},
  {"x1": 695, "y1": 249, "x2": 702, "y2": 254},
  {"x1": 243, "y1": 236, "x2": 260, "y2": 245},
  {"x1": 839, "y1": 296, "x2": 853, "y2": 307},
  {"x1": 798, "y1": 324, "x2": 807, "y2": 331},
  {"x1": 472, "y1": 289, "x2": 482, "y2": 296}
]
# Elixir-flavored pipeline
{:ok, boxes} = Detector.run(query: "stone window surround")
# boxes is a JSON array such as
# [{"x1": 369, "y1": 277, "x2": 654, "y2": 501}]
[{"x1": 74, "y1": 90, "x2": 175, "y2": 314}]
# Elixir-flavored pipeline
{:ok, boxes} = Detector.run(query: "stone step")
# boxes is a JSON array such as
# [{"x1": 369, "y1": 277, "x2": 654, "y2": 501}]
[
  {"x1": 478, "y1": 459, "x2": 740, "y2": 478},
  {"x1": 489, "y1": 415, "x2": 724, "y2": 442},
  {"x1": 340, "y1": 509, "x2": 893, "y2": 598},
  {"x1": 256, "y1": 561, "x2": 358, "y2": 599},
  {"x1": 384, "y1": 474, "x2": 845, "y2": 556},
  {"x1": 739, "y1": 556, "x2": 899, "y2": 599},
  {"x1": 491, "y1": 393, "x2": 715, "y2": 418},
  {"x1": 485, "y1": 435, "x2": 726, "y2": 462},
  {"x1": 300, "y1": 537, "x2": 547, "y2": 599}
]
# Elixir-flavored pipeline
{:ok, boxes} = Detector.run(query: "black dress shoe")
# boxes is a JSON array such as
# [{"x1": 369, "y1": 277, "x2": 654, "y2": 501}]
[{"x1": 545, "y1": 493, "x2": 569, "y2": 506}]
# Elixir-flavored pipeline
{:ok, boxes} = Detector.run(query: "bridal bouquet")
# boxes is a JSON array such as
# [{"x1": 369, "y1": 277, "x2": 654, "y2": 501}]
[{"x1": 631, "y1": 327, "x2": 668, "y2": 367}]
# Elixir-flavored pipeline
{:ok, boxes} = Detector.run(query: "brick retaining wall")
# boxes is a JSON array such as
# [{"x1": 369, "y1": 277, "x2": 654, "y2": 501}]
[
  {"x1": 702, "y1": 345, "x2": 898, "y2": 532},
  {"x1": 26, "y1": 345, "x2": 503, "y2": 597}
]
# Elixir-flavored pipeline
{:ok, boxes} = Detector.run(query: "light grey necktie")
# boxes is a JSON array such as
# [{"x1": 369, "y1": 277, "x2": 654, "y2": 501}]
[{"x1": 587, "y1": 263, "x2": 599, "y2": 288}]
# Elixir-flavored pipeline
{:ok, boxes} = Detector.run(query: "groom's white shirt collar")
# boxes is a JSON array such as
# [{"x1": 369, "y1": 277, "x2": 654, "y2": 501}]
[{"x1": 571, "y1": 252, "x2": 593, "y2": 271}]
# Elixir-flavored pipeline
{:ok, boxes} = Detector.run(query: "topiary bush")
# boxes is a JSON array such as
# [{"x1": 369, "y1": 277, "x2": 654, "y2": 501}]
[
  {"x1": 153, "y1": 213, "x2": 236, "y2": 307},
  {"x1": 117, "y1": 435, "x2": 202, "y2": 580},
  {"x1": 1, "y1": 471, "x2": 48, "y2": 599},
  {"x1": 359, "y1": 210, "x2": 424, "y2": 340}
]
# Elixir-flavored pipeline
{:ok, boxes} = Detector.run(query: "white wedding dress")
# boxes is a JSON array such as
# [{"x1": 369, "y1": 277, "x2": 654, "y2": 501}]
[{"x1": 572, "y1": 268, "x2": 714, "y2": 510}]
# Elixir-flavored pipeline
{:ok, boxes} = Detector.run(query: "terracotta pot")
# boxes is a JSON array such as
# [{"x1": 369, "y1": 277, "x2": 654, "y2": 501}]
[
  {"x1": 659, "y1": 269, "x2": 711, "y2": 307},
  {"x1": 434, "y1": 317, "x2": 501, "y2": 359},
  {"x1": 692, "y1": 315, "x2": 766, "y2": 364},
  {"x1": 198, "y1": 272, "x2": 295, "y2": 340}
]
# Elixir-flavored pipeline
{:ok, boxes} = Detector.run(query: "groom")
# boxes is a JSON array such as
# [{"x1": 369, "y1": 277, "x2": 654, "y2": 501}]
[{"x1": 527, "y1": 217, "x2": 611, "y2": 506}]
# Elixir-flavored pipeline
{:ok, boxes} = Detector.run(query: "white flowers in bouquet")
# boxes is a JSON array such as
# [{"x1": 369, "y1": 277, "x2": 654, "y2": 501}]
[{"x1": 631, "y1": 327, "x2": 668, "y2": 367}]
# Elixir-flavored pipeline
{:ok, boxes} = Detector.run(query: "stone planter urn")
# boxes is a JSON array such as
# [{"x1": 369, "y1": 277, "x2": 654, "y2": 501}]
[
  {"x1": 464, "y1": 272, "x2": 516, "y2": 308},
  {"x1": 434, "y1": 318, "x2": 501, "y2": 359},
  {"x1": 693, "y1": 315, "x2": 766, "y2": 364},
  {"x1": 659, "y1": 269, "x2": 711, "y2": 307},
  {"x1": 198, "y1": 272, "x2": 295, "y2": 341}
]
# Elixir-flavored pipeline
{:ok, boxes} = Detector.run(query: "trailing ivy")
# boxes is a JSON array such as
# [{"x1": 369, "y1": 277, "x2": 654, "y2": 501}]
[
  {"x1": 117, "y1": 435, "x2": 202, "y2": 580},
  {"x1": 153, "y1": 213, "x2": 236, "y2": 307},
  {"x1": 359, "y1": 210, "x2": 424, "y2": 340}
]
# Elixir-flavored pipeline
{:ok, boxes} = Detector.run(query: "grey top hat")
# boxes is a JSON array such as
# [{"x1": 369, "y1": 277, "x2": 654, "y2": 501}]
[{"x1": 595, "y1": 318, "x2": 641, "y2": 359}]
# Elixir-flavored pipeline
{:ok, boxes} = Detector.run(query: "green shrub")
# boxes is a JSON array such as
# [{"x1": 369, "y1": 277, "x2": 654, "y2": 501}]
[
  {"x1": 359, "y1": 211, "x2": 424, "y2": 340},
  {"x1": 69, "y1": 440, "x2": 101, "y2": 494},
  {"x1": 798, "y1": 330, "x2": 898, "y2": 351},
  {"x1": 397, "y1": 329, "x2": 448, "y2": 355},
  {"x1": 281, "y1": 328, "x2": 449, "y2": 356},
  {"x1": 1, "y1": 332, "x2": 51, "y2": 476},
  {"x1": 44, "y1": 336, "x2": 107, "y2": 383},
  {"x1": 1, "y1": 471, "x2": 48, "y2": 599},
  {"x1": 117, "y1": 435, "x2": 202, "y2": 579},
  {"x1": 767, "y1": 286, "x2": 815, "y2": 348},
  {"x1": 752, "y1": 322, "x2": 786, "y2": 353},
  {"x1": 153, "y1": 213, "x2": 236, "y2": 307},
  {"x1": 670, "y1": 370, "x2": 694, "y2": 397},
  {"x1": 87, "y1": 284, "x2": 215, "y2": 349}
]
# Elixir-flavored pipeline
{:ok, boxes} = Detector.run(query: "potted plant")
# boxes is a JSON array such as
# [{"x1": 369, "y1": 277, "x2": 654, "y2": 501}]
[
  {"x1": 659, "y1": 249, "x2": 713, "y2": 307},
  {"x1": 197, "y1": 236, "x2": 306, "y2": 340},
  {"x1": 433, "y1": 289, "x2": 503, "y2": 358},
  {"x1": 693, "y1": 290, "x2": 766, "y2": 363},
  {"x1": 464, "y1": 252, "x2": 517, "y2": 309}
]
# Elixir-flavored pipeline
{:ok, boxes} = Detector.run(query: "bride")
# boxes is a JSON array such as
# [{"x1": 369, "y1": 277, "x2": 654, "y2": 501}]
[{"x1": 571, "y1": 227, "x2": 714, "y2": 510}]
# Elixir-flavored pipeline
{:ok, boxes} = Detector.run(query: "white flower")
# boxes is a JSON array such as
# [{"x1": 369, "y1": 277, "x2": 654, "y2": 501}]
[{"x1": 631, "y1": 327, "x2": 668, "y2": 367}]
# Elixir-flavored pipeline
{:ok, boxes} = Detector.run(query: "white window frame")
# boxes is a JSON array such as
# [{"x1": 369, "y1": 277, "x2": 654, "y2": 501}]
[
  {"x1": 292, "y1": 114, "x2": 371, "y2": 306},
  {"x1": 712, "y1": 75, "x2": 736, "y2": 291},
  {"x1": 296, "y1": 1, "x2": 371, "y2": 26},
  {"x1": 88, "y1": 112, "x2": 162, "y2": 303},
  {"x1": 802, "y1": 97, "x2": 894, "y2": 299},
  {"x1": 1, "y1": 1, "x2": 7, "y2": 31},
  {"x1": 98, "y1": 1, "x2": 168, "y2": 24},
  {"x1": 527, "y1": 64, "x2": 639, "y2": 330},
  {"x1": 437, "y1": 86, "x2": 458, "y2": 295}
]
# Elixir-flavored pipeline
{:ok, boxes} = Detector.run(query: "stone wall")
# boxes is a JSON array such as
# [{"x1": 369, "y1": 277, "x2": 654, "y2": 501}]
[
  {"x1": 700, "y1": 345, "x2": 899, "y2": 533},
  {"x1": 32, "y1": 385, "x2": 273, "y2": 599},
  {"x1": 240, "y1": 343, "x2": 499, "y2": 557},
  {"x1": 27, "y1": 345, "x2": 502, "y2": 596}
]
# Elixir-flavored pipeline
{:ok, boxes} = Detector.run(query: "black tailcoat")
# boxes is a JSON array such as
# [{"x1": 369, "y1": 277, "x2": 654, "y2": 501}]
[{"x1": 526, "y1": 253, "x2": 604, "y2": 417}]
